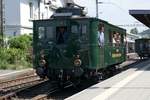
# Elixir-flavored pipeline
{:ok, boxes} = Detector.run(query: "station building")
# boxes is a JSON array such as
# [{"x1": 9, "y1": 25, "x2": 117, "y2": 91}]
[
  {"x1": 0, "y1": 0, "x2": 97, "y2": 36},
  {"x1": 1, "y1": 0, "x2": 63, "y2": 36}
]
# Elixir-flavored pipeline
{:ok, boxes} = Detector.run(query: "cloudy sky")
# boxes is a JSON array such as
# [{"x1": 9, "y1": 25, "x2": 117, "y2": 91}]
[{"x1": 75, "y1": 0, "x2": 150, "y2": 33}]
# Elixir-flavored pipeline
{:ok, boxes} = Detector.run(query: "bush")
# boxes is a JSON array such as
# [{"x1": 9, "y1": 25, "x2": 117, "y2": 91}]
[
  {"x1": 0, "y1": 34, "x2": 33, "y2": 69},
  {"x1": 0, "y1": 34, "x2": 4, "y2": 47},
  {"x1": 0, "y1": 48, "x2": 31, "y2": 69},
  {"x1": 9, "y1": 34, "x2": 32, "y2": 50}
]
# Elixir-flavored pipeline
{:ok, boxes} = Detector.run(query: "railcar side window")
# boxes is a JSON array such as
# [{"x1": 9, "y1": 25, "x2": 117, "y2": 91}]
[
  {"x1": 113, "y1": 32, "x2": 121, "y2": 44},
  {"x1": 46, "y1": 26, "x2": 54, "y2": 39},
  {"x1": 38, "y1": 27, "x2": 45, "y2": 39}
]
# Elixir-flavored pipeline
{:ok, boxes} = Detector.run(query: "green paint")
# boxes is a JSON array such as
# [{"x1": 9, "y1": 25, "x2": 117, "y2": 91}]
[{"x1": 33, "y1": 18, "x2": 126, "y2": 70}]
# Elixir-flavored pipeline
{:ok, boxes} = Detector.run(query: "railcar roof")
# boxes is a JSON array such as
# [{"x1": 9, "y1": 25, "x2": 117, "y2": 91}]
[
  {"x1": 33, "y1": 16, "x2": 126, "y2": 31},
  {"x1": 33, "y1": 16, "x2": 98, "y2": 21}
]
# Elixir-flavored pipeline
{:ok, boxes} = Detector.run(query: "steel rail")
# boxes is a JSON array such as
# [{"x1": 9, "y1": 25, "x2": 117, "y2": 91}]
[
  {"x1": 0, "y1": 75, "x2": 40, "y2": 92},
  {"x1": 0, "y1": 78, "x2": 48, "y2": 100},
  {"x1": 32, "y1": 86, "x2": 59, "y2": 100}
]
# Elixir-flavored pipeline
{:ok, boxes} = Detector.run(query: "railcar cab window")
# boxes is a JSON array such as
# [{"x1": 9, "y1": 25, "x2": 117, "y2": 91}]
[
  {"x1": 46, "y1": 26, "x2": 54, "y2": 39},
  {"x1": 71, "y1": 25, "x2": 78, "y2": 33},
  {"x1": 80, "y1": 25, "x2": 88, "y2": 41},
  {"x1": 71, "y1": 25, "x2": 87, "y2": 41},
  {"x1": 71, "y1": 25, "x2": 87, "y2": 34},
  {"x1": 38, "y1": 26, "x2": 54, "y2": 40},
  {"x1": 38, "y1": 27, "x2": 45, "y2": 39},
  {"x1": 56, "y1": 26, "x2": 68, "y2": 44}
]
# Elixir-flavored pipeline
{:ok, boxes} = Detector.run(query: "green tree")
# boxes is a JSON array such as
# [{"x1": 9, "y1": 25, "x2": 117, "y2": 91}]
[
  {"x1": 0, "y1": 48, "x2": 31, "y2": 69},
  {"x1": 9, "y1": 34, "x2": 32, "y2": 50},
  {"x1": 0, "y1": 34, "x2": 4, "y2": 47},
  {"x1": 0, "y1": 35, "x2": 33, "y2": 69},
  {"x1": 130, "y1": 28, "x2": 138, "y2": 34}
]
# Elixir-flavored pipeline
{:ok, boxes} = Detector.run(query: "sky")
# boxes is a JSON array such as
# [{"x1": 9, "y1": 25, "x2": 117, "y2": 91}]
[
  {"x1": 97, "y1": 0, "x2": 150, "y2": 33},
  {"x1": 75, "y1": 0, "x2": 150, "y2": 33}
]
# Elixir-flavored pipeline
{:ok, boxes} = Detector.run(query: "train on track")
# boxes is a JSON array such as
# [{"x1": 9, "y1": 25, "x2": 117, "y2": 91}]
[
  {"x1": 135, "y1": 38, "x2": 150, "y2": 59},
  {"x1": 33, "y1": 2, "x2": 126, "y2": 86}
]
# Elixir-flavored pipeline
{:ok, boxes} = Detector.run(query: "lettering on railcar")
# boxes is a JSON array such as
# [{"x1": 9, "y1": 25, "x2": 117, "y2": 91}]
[{"x1": 112, "y1": 53, "x2": 122, "y2": 58}]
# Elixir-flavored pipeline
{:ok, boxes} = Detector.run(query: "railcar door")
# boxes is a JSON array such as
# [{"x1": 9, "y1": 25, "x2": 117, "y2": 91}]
[
  {"x1": 89, "y1": 20, "x2": 105, "y2": 69},
  {"x1": 70, "y1": 19, "x2": 90, "y2": 69},
  {"x1": 98, "y1": 21, "x2": 105, "y2": 69}
]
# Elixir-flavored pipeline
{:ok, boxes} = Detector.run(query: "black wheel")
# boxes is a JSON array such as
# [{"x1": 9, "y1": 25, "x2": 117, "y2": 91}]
[{"x1": 36, "y1": 67, "x2": 46, "y2": 79}]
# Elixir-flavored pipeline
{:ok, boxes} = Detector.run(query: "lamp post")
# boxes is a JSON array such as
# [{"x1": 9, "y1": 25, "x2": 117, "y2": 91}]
[
  {"x1": 96, "y1": 0, "x2": 98, "y2": 18},
  {"x1": 0, "y1": 0, "x2": 3, "y2": 47},
  {"x1": 96, "y1": 0, "x2": 103, "y2": 18},
  {"x1": 38, "y1": 0, "x2": 41, "y2": 19}
]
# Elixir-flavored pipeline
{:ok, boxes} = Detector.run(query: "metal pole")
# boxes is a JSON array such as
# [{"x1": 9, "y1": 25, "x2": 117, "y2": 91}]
[
  {"x1": 0, "y1": 0, "x2": 3, "y2": 47},
  {"x1": 96, "y1": 0, "x2": 98, "y2": 18},
  {"x1": 38, "y1": 0, "x2": 40, "y2": 19}
]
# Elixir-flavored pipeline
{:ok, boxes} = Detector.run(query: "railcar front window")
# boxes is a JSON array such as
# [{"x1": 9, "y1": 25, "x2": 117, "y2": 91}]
[
  {"x1": 56, "y1": 26, "x2": 68, "y2": 44},
  {"x1": 38, "y1": 27, "x2": 45, "y2": 39},
  {"x1": 80, "y1": 25, "x2": 88, "y2": 42},
  {"x1": 46, "y1": 26, "x2": 54, "y2": 39}
]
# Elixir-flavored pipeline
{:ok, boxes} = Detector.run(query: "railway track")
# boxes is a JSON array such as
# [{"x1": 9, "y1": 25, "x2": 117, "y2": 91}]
[
  {"x1": 16, "y1": 81, "x2": 74, "y2": 100},
  {"x1": 0, "y1": 59, "x2": 146, "y2": 100},
  {"x1": 31, "y1": 81, "x2": 74, "y2": 100},
  {"x1": 0, "y1": 69, "x2": 35, "y2": 82},
  {"x1": 33, "y1": 59, "x2": 147, "y2": 100},
  {"x1": 0, "y1": 71, "x2": 47, "y2": 100},
  {"x1": 32, "y1": 86, "x2": 59, "y2": 100}
]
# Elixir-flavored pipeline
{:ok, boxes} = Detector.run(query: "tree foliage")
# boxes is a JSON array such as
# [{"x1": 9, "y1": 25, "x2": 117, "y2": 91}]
[
  {"x1": 9, "y1": 35, "x2": 32, "y2": 50},
  {"x1": 0, "y1": 34, "x2": 4, "y2": 47},
  {"x1": 0, "y1": 35, "x2": 33, "y2": 69}
]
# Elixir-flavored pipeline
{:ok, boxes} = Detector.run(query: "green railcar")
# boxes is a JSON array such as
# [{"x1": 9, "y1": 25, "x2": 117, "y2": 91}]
[
  {"x1": 135, "y1": 38, "x2": 150, "y2": 58},
  {"x1": 33, "y1": 6, "x2": 126, "y2": 84}
]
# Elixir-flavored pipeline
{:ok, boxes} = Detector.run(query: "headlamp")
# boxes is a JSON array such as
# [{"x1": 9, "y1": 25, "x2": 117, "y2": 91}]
[
  {"x1": 74, "y1": 59, "x2": 82, "y2": 67},
  {"x1": 39, "y1": 59, "x2": 46, "y2": 66}
]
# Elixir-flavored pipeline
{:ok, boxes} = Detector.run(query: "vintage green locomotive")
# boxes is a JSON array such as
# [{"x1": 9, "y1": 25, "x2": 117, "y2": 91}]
[{"x1": 33, "y1": 3, "x2": 126, "y2": 85}]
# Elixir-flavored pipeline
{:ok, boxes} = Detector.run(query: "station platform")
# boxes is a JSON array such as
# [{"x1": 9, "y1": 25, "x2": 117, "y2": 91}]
[
  {"x1": 126, "y1": 53, "x2": 139, "y2": 60},
  {"x1": 66, "y1": 59, "x2": 150, "y2": 100}
]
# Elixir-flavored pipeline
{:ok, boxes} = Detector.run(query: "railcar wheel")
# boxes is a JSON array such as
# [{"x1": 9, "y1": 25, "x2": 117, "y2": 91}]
[
  {"x1": 72, "y1": 77, "x2": 81, "y2": 86},
  {"x1": 36, "y1": 67, "x2": 46, "y2": 79}
]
